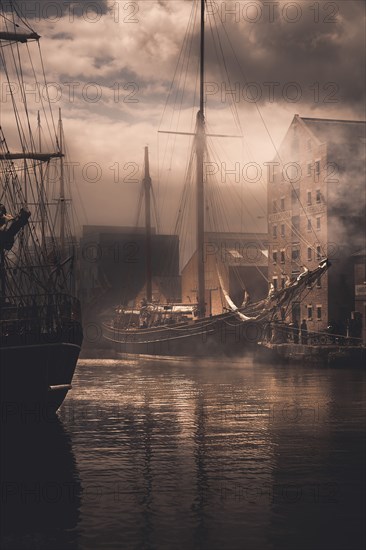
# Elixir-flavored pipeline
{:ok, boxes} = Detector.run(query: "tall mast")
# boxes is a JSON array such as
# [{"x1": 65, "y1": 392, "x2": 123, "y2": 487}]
[
  {"x1": 144, "y1": 146, "x2": 153, "y2": 303},
  {"x1": 58, "y1": 108, "x2": 66, "y2": 255},
  {"x1": 37, "y1": 111, "x2": 46, "y2": 248},
  {"x1": 196, "y1": 0, "x2": 206, "y2": 317}
]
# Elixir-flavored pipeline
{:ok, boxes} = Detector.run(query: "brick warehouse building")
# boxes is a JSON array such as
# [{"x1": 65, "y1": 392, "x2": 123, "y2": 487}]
[
  {"x1": 181, "y1": 232, "x2": 268, "y2": 316},
  {"x1": 268, "y1": 115, "x2": 366, "y2": 334}
]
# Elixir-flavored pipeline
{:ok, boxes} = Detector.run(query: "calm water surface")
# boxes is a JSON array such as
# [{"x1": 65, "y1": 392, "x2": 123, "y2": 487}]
[{"x1": 1, "y1": 356, "x2": 365, "y2": 550}]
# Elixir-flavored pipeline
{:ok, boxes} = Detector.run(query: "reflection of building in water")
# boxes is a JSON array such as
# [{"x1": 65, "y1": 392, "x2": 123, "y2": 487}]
[
  {"x1": 268, "y1": 116, "x2": 366, "y2": 333},
  {"x1": 1, "y1": 419, "x2": 81, "y2": 549},
  {"x1": 181, "y1": 231, "x2": 268, "y2": 315},
  {"x1": 267, "y1": 367, "x2": 366, "y2": 550}
]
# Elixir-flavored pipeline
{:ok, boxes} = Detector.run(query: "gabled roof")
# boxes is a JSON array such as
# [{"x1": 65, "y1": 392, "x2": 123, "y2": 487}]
[
  {"x1": 276, "y1": 115, "x2": 366, "y2": 163},
  {"x1": 300, "y1": 116, "x2": 366, "y2": 148}
]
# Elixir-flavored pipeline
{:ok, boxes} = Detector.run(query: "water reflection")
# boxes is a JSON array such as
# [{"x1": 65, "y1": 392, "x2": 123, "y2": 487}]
[
  {"x1": 66, "y1": 358, "x2": 364, "y2": 550},
  {"x1": 3, "y1": 357, "x2": 364, "y2": 550},
  {"x1": 1, "y1": 418, "x2": 81, "y2": 550}
]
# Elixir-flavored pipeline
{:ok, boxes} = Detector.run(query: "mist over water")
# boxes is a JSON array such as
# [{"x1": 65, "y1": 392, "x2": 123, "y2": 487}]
[{"x1": 2, "y1": 357, "x2": 364, "y2": 550}]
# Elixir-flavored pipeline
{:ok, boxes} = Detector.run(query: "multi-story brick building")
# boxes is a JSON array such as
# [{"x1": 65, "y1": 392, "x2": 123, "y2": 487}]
[
  {"x1": 268, "y1": 115, "x2": 365, "y2": 333},
  {"x1": 181, "y1": 232, "x2": 268, "y2": 316}
]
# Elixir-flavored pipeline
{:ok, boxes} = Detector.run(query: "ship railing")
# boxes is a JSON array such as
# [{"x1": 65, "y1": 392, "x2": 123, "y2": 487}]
[
  {"x1": 0, "y1": 293, "x2": 81, "y2": 330},
  {"x1": 267, "y1": 321, "x2": 362, "y2": 346}
]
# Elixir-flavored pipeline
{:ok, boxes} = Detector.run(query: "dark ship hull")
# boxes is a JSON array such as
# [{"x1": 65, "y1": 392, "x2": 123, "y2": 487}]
[
  {"x1": 103, "y1": 312, "x2": 265, "y2": 357},
  {"x1": 1, "y1": 315, "x2": 82, "y2": 422},
  {"x1": 1, "y1": 340, "x2": 82, "y2": 421}
]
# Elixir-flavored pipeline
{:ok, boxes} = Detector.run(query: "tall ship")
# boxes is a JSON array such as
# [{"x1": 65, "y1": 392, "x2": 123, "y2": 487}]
[
  {"x1": 0, "y1": 3, "x2": 83, "y2": 416},
  {"x1": 102, "y1": 0, "x2": 329, "y2": 357}
]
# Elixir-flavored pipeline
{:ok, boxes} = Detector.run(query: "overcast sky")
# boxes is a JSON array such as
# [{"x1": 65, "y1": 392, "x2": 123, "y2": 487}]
[{"x1": 1, "y1": 0, "x2": 365, "y2": 234}]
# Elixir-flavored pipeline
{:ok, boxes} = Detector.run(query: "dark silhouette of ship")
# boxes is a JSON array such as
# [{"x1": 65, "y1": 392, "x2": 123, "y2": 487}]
[{"x1": 0, "y1": 4, "x2": 82, "y2": 419}]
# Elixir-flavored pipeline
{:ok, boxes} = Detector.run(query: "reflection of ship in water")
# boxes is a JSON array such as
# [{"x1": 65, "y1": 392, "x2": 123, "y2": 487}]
[
  {"x1": 0, "y1": 418, "x2": 81, "y2": 550},
  {"x1": 192, "y1": 390, "x2": 209, "y2": 547}
]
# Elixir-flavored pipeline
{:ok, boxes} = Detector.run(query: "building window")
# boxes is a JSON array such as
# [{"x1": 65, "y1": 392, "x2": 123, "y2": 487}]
[
  {"x1": 315, "y1": 160, "x2": 320, "y2": 176},
  {"x1": 273, "y1": 200, "x2": 277, "y2": 213},
  {"x1": 281, "y1": 277, "x2": 286, "y2": 289},
  {"x1": 272, "y1": 250, "x2": 278, "y2": 264},
  {"x1": 316, "y1": 216, "x2": 321, "y2": 230},
  {"x1": 307, "y1": 305, "x2": 313, "y2": 320},
  {"x1": 292, "y1": 215, "x2": 300, "y2": 234},
  {"x1": 316, "y1": 305, "x2": 322, "y2": 320},
  {"x1": 292, "y1": 246, "x2": 300, "y2": 262},
  {"x1": 307, "y1": 191, "x2": 312, "y2": 205},
  {"x1": 316, "y1": 278, "x2": 322, "y2": 288},
  {"x1": 273, "y1": 225, "x2": 277, "y2": 239},
  {"x1": 280, "y1": 249, "x2": 285, "y2": 263},
  {"x1": 273, "y1": 277, "x2": 278, "y2": 291},
  {"x1": 280, "y1": 224, "x2": 285, "y2": 238},
  {"x1": 307, "y1": 163, "x2": 312, "y2": 176},
  {"x1": 291, "y1": 188, "x2": 299, "y2": 203},
  {"x1": 316, "y1": 245, "x2": 321, "y2": 260},
  {"x1": 307, "y1": 247, "x2": 312, "y2": 261},
  {"x1": 316, "y1": 189, "x2": 321, "y2": 203},
  {"x1": 307, "y1": 219, "x2": 312, "y2": 232},
  {"x1": 280, "y1": 197, "x2": 285, "y2": 211}
]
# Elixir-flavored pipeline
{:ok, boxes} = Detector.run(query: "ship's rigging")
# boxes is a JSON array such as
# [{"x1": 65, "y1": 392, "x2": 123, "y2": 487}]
[
  {"x1": 103, "y1": 0, "x2": 330, "y2": 356},
  {"x1": 0, "y1": 1, "x2": 82, "y2": 414}
]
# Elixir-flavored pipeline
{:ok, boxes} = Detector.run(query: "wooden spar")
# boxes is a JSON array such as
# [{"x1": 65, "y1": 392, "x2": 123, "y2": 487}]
[
  {"x1": 158, "y1": 130, "x2": 242, "y2": 138},
  {"x1": 196, "y1": 0, "x2": 206, "y2": 318},
  {"x1": 0, "y1": 152, "x2": 63, "y2": 161},
  {"x1": 144, "y1": 146, "x2": 153, "y2": 303},
  {"x1": 0, "y1": 31, "x2": 40, "y2": 43}
]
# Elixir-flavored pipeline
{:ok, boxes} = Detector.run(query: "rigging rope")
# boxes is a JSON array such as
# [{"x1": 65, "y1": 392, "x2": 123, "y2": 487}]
[{"x1": 208, "y1": 0, "x2": 327, "y2": 256}]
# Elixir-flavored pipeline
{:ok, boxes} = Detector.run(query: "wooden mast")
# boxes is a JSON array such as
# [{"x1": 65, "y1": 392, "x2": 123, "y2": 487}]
[
  {"x1": 58, "y1": 108, "x2": 66, "y2": 255},
  {"x1": 196, "y1": 0, "x2": 206, "y2": 318},
  {"x1": 144, "y1": 146, "x2": 153, "y2": 303},
  {"x1": 37, "y1": 111, "x2": 46, "y2": 248}
]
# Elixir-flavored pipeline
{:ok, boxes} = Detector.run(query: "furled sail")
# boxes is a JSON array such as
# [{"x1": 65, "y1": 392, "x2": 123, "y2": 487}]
[{"x1": 215, "y1": 263, "x2": 254, "y2": 321}]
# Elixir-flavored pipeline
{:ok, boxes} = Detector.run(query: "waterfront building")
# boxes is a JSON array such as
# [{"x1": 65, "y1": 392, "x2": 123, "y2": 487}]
[{"x1": 267, "y1": 115, "x2": 365, "y2": 333}]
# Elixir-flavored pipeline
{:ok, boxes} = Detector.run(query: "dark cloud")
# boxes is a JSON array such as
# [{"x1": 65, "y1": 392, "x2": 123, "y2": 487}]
[
  {"x1": 1, "y1": 0, "x2": 363, "y2": 231},
  {"x1": 199, "y1": 0, "x2": 366, "y2": 113}
]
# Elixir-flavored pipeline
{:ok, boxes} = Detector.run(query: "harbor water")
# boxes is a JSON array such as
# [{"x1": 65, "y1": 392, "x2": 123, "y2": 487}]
[{"x1": 1, "y1": 356, "x2": 365, "y2": 550}]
